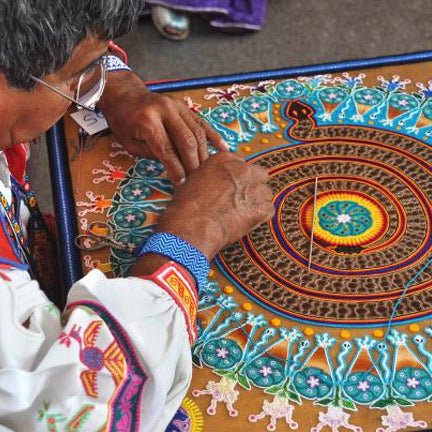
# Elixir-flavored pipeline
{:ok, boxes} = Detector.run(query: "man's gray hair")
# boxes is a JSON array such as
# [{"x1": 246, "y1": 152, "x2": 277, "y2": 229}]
[{"x1": 0, "y1": 0, "x2": 142, "y2": 90}]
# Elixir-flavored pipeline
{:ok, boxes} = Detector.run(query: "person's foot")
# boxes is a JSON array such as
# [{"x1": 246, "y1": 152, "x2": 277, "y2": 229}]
[{"x1": 151, "y1": 6, "x2": 190, "y2": 41}]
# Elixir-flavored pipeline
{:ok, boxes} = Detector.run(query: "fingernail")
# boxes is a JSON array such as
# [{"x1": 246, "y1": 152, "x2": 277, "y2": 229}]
[{"x1": 178, "y1": 177, "x2": 186, "y2": 186}]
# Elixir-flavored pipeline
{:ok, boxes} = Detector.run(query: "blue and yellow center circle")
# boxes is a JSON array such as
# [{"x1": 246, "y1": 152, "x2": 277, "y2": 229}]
[{"x1": 300, "y1": 191, "x2": 389, "y2": 247}]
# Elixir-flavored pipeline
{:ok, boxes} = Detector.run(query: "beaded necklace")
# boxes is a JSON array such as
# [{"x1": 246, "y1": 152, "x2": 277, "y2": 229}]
[{"x1": 0, "y1": 174, "x2": 58, "y2": 302}]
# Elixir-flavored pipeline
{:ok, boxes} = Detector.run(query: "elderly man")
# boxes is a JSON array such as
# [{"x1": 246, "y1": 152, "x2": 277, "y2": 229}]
[{"x1": 0, "y1": 1, "x2": 274, "y2": 431}]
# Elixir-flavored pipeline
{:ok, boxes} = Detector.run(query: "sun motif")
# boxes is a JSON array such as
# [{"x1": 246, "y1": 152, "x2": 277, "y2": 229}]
[{"x1": 300, "y1": 191, "x2": 389, "y2": 250}]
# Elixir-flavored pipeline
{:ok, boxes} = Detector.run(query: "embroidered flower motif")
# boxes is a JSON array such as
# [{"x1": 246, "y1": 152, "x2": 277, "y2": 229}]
[
  {"x1": 113, "y1": 208, "x2": 146, "y2": 229},
  {"x1": 216, "y1": 348, "x2": 229, "y2": 359},
  {"x1": 319, "y1": 87, "x2": 348, "y2": 105},
  {"x1": 357, "y1": 380, "x2": 370, "y2": 392},
  {"x1": 275, "y1": 79, "x2": 304, "y2": 99},
  {"x1": 388, "y1": 93, "x2": 418, "y2": 112},
  {"x1": 293, "y1": 367, "x2": 333, "y2": 399},
  {"x1": 245, "y1": 357, "x2": 284, "y2": 388},
  {"x1": 242, "y1": 97, "x2": 268, "y2": 114},
  {"x1": 210, "y1": 106, "x2": 237, "y2": 124},
  {"x1": 134, "y1": 159, "x2": 164, "y2": 177},
  {"x1": 343, "y1": 372, "x2": 384, "y2": 404},
  {"x1": 393, "y1": 367, "x2": 432, "y2": 400},
  {"x1": 120, "y1": 181, "x2": 152, "y2": 202},
  {"x1": 354, "y1": 88, "x2": 383, "y2": 106},
  {"x1": 201, "y1": 338, "x2": 242, "y2": 370}
]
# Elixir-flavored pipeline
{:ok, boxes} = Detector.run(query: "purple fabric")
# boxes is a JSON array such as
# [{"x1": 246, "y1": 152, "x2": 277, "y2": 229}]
[{"x1": 146, "y1": 0, "x2": 267, "y2": 30}]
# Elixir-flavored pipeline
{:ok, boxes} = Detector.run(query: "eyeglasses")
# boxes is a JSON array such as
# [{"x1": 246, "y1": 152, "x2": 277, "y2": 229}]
[{"x1": 30, "y1": 57, "x2": 107, "y2": 111}]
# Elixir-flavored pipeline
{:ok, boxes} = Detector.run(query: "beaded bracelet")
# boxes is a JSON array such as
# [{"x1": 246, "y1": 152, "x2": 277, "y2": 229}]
[{"x1": 136, "y1": 232, "x2": 210, "y2": 292}]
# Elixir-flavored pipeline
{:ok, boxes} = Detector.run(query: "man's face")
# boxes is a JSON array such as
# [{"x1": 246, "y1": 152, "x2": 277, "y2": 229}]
[{"x1": 2, "y1": 35, "x2": 109, "y2": 148}]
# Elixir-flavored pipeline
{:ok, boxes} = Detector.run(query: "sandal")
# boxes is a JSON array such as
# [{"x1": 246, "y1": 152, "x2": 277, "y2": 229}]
[{"x1": 151, "y1": 6, "x2": 190, "y2": 41}]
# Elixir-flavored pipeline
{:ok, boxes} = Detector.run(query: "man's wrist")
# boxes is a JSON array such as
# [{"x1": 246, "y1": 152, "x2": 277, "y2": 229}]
[{"x1": 135, "y1": 232, "x2": 210, "y2": 292}]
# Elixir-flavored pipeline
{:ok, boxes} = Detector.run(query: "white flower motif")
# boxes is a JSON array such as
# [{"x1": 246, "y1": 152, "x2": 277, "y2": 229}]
[
  {"x1": 219, "y1": 112, "x2": 230, "y2": 119},
  {"x1": 131, "y1": 188, "x2": 143, "y2": 196},
  {"x1": 216, "y1": 348, "x2": 229, "y2": 359},
  {"x1": 357, "y1": 380, "x2": 370, "y2": 392},
  {"x1": 337, "y1": 213, "x2": 352, "y2": 224},
  {"x1": 125, "y1": 214, "x2": 136, "y2": 222},
  {"x1": 259, "y1": 366, "x2": 273, "y2": 378},
  {"x1": 307, "y1": 376, "x2": 320, "y2": 389},
  {"x1": 406, "y1": 377, "x2": 420, "y2": 389}
]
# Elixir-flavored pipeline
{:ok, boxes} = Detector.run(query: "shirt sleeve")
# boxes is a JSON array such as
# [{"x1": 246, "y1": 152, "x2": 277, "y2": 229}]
[{"x1": 0, "y1": 264, "x2": 196, "y2": 432}]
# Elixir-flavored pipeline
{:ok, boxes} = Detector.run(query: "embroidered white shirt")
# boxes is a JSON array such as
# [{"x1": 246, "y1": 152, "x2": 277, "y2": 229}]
[{"x1": 0, "y1": 155, "x2": 193, "y2": 432}]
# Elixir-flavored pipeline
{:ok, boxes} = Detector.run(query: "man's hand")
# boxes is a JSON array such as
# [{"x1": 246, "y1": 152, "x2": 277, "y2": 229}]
[
  {"x1": 156, "y1": 152, "x2": 275, "y2": 260},
  {"x1": 98, "y1": 70, "x2": 229, "y2": 185}
]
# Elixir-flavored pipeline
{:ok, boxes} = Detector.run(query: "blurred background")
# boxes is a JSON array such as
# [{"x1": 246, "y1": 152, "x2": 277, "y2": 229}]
[
  {"x1": 31, "y1": 0, "x2": 432, "y2": 213},
  {"x1": 119, "y1": 0, "x2": 432, "y2": 81}
]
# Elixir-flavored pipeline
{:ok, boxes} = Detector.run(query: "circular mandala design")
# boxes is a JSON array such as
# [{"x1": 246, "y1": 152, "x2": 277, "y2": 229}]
[
  {"x1": 216, "y1": 111, "x2": 432, "y2": 326},
  {"x1": 300, "y1": 191, "x2": 388, "y2": 249}
]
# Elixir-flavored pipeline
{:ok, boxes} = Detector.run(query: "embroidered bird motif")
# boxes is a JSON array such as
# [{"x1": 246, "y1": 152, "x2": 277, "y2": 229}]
[{"x1": 60, "y1": 320, "x2": 126, "y2": 398}]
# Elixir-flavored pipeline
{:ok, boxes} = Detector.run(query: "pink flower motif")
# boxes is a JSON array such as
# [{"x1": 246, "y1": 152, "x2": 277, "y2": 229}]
[
  {"x1": 131, "y1": 188, "x2": 143, "y2": 196},
  {"x1": 259, "y1": 366, "x2": 273, "y2": 378},
  {"x1": 406, "y1": 377, "x2": 420, "y2": 389},
  {"x1": 216, "y1": 348, "x2": 229, "y2": 359},
  {"x1": 307, "y1": 376, "x2": 320, "y2": 389},
  {"x1": 125, "y1": 214, "x2": 137, "y2": 222},
  {"x1": 357, "y1": 380, "x2": 370, "y2": 392}
]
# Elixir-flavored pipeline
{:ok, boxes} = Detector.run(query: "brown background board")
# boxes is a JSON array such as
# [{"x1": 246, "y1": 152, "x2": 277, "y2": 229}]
[{"x1": 65, "y1": 60, "x2": 432, "y2": 431}]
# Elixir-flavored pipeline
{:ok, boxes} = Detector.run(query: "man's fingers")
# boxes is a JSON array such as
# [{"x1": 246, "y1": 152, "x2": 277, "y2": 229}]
[
  {"x1": 149, "y1": 121, "x2": 186, "y2": 185},
  {"x1": 165, "y1": 116, "x2": 200, "y2": 174},
  {"x1": 199, "y1": 118, "x2": 229, "y2": 152},
  {"x1": 180, "y1": 111, "x2": 209, "y2": 164}
]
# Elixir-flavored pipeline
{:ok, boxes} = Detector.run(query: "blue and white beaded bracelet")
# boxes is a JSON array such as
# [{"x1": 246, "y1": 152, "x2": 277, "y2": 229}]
[
  {"x1": 104, "y1": 55, "x2": 131, "y2": 73},
  {"x1": 135, "y1": 232, "x2": 210, "y2": 292}
]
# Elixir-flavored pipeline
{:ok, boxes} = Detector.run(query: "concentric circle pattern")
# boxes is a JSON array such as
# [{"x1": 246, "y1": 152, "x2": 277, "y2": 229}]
[{"x1": 216, "y1": 103, "x2": 432, "y2": 326}]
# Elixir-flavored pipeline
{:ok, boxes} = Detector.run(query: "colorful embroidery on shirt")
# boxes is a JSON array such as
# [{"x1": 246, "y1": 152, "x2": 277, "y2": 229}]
[
  {"x1": 66, "y1": 302, "x2": 148, "y2": 432},
  {"x1": 145, "y1": 262, "x2": 198, "y2": 343},
  {"x1": 166, "y1": 397, "x2": 204, "y2": 432},
  {"x1": 60, "y1": 320, "x2": 126, "y2": 398},
  {"x1": 38, "y1": 401, "x2": 95, "y2": 432}
]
